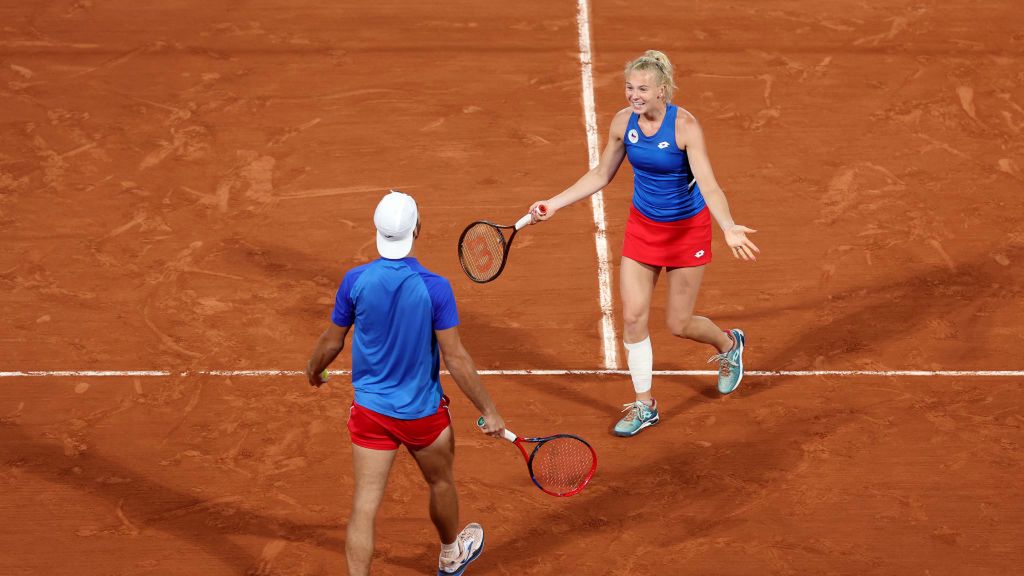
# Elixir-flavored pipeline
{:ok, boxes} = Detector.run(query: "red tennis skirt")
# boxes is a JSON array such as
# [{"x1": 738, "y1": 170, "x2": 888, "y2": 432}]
[
  {"x1": 623, "y1": 205, "x2": 712, "y2": 268},
  {"x1": 348, "y1": 396, "x2": 452, "y2": 451}
]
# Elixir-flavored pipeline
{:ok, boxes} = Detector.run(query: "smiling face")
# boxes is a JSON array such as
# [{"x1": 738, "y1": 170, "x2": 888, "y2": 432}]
[{"x1": 625, "y1": 70, "x2": 665, "y2": 115}]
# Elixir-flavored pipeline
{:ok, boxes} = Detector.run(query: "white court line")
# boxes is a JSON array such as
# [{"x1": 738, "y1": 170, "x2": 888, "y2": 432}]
[
  {"x1": 0, "y1": 371, "x2": 174, "y2": 377},
  {"x1": 2, "y1": 370, "x2": 1022, "y2": 378},
  {"x1": 576, "y1": 0, "x2": 619, "y2": 370}
]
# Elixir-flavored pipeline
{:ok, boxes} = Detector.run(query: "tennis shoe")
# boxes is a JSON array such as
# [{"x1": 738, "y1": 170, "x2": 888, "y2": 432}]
[
  {"x1": 438, "y1": 523, "x2": 484, "y2": 576},
  {"x1": 613, "y1": 400, "x2": 659, "y2": 437},
  {"x1": 709, "y1": 328, "x2": 745, "y2": 394}
]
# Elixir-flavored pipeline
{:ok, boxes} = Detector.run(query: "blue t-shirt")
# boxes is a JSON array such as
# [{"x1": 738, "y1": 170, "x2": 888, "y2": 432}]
[
  {"x1": 624, "y1": 104, "x2": 706, "y2": 222},
  {"x1": 332, "y1": 258, "x2": 459, "y2": 419}
]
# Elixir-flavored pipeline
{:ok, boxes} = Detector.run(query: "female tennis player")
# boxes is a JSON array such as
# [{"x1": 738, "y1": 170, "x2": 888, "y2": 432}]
[{"x1": 528, "y1": 50, "x2": 760, "y2": 437}]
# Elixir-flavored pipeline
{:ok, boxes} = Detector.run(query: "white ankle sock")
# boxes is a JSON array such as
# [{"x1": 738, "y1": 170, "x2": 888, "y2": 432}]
[
  {"x1": 441, "y1": 540, "x2": 459, "y2": 559},
  {"x1": 624, "y1": 337, "x2": 653, "y2": 394}
]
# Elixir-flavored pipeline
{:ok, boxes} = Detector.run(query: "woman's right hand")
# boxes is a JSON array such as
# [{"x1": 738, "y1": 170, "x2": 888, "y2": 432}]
[{"x1": 529, "y1": 201, "x2": 554, "y2": 224}]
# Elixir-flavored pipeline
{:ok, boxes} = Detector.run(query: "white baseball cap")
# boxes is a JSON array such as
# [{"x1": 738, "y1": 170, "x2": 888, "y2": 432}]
[{"x1": 374, "y1": 190, "x2": 418, "y2": 259}]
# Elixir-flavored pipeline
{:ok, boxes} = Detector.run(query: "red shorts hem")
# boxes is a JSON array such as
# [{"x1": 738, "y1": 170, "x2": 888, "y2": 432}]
[
  {"x1": 348, "y1": 396, "x2": 452, "y2": 451},
  {"x1": 622, "y1": 205, "x2": 712, "y2": 268}
]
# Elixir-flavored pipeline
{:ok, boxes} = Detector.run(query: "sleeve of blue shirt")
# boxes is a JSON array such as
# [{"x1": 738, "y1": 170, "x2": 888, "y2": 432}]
[
  {"x1": 427, "y1": 276, "x2": 459, "y2": 330},
  {"x1": 331, "y1": 271, "x2": 356, "y2": 327}
]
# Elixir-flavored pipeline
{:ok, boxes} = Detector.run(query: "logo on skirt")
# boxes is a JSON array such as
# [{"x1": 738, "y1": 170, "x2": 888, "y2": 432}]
[{"x1": 694, "y1": 250, "x2": 705, "y2": 258}]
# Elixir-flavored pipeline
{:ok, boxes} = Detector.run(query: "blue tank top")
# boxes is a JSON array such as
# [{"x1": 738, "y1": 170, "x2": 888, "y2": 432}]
[{"x1": 624, "y1": 104, "x2": 706, "y2": 222}]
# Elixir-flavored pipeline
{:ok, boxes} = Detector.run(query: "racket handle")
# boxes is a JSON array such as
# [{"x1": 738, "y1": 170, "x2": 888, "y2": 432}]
[
  {"x1": 514, "y1": 213, "x2": 532, "y2": 230},
  {"x1": 476, "y1": 416, "x2": 518, "y2": 443}
]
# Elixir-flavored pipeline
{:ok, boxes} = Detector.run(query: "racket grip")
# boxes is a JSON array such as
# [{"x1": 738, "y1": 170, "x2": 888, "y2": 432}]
[
  {"x1": 514, "y1": 213, "x2": 532, "y2": 230},
  {"x1": 476, "y1": 416, "x2": 518, "y2": 443}
]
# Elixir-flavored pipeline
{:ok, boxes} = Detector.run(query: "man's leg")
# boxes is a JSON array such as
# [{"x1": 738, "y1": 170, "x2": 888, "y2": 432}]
[
  {"x1": 347, "y1": 444, "x2": 398, "y2": 576},
  {"x1": 410, "y1": 426, "x2": 484, "y2": 575},
  {"x1": 409, "y1": 425, "x2": 458, "y2": 543}
]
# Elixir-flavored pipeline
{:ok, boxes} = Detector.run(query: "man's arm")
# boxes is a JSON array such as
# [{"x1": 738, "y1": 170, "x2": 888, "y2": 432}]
[
  {"x1": 436, "y1": 326, "x2": 505, "y2": 437},
  {"x1": 306, "y1": 323, "x2": 350, "y2": 388}
]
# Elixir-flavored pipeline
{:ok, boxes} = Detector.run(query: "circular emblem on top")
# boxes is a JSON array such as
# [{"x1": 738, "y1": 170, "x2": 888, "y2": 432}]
[{"x1": 627, "y1": 129, "x2": 639, "y2": 144}]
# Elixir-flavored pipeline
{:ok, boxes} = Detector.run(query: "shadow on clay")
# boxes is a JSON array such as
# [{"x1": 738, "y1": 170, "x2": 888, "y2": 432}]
[{"x1": 0, "y1": 425, "x2": 345, "y2": 574}]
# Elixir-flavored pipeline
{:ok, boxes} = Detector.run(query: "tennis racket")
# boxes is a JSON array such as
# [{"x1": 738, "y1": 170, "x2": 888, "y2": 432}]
[
  {"x1": 477, "y1": 416, "x2": 597, "y2": 497},
  {"x1": 458, "y1": 209, "x2": 541, "y2": 283}
]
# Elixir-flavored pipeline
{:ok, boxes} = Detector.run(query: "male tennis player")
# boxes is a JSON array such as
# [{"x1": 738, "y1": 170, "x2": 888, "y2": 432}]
[{"x1": 306, "y1": 190, "x2": 506, "y2": 576}]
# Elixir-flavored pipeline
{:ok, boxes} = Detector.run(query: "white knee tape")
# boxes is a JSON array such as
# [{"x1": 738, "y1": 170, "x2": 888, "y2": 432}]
[{"x1": 624, "y1": 337, "x2": 653, "y2": 394}]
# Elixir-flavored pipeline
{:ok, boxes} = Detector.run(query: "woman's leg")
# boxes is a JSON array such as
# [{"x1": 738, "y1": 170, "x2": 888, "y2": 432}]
[
  {"x1": 664, "y1": 265, "x2": 732, "y2": 352},
  {"x1": 619, "y1": 256, "x2": 660, "y2": 402},
  {"x1": 665, "y1": 265, "x2": 746, "y2": 394},
  {"x1": 615, "y1": 257, "x2": 662, "y2": 436}
]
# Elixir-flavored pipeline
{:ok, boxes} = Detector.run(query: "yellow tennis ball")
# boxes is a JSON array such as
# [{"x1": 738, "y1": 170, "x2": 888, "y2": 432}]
[{"x1": 320, "y1": 369, "x2": 330, "y2": 382}]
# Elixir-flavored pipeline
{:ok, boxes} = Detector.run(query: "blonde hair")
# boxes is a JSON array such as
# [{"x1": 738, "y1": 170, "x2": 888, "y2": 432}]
[{"x1": 624, "y1": 50, "x2": 677, "y2": 102}]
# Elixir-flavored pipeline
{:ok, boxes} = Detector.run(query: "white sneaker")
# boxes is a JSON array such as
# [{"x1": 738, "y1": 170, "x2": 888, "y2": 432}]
[{"x1": 437, "y1": 523, "x2": 485, "y2": 576}]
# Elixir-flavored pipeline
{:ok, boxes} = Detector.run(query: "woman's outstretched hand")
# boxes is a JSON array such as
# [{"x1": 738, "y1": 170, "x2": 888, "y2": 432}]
[{"x1": 725, "y1": 225, "x2": 760, "y2": 261}]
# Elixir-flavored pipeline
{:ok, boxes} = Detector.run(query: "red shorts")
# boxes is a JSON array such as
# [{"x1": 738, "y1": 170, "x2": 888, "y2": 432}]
[
  {"x1": 347, "y1": 396, "x2": 452, "y2": 451},
  {"x1": 622, "y1": 205, "x2": 712, "y2": 268}
]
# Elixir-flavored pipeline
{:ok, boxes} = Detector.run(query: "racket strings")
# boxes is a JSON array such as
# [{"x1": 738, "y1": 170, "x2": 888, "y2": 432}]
[
  {"x1": 530, "y1": 436, "x2": 595, "y2": 495},
  {"x1": 459, "y1": 224, "x2": 505, "y2": 281}
]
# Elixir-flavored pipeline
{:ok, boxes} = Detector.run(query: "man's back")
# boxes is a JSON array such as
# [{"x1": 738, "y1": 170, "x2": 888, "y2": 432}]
[{"x1": 333, "y1": 257, "x2": 458, "y2": 419}]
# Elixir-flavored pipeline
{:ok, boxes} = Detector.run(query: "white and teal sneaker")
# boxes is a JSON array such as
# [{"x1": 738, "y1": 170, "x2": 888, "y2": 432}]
[
  {"x1": 438, "y1": 523, "x2": 484, "y2": 576},
  {"x1": 709, "y1": 329, "x2": 745, "y2": 394},
  {"x1": 613, "y1": 400, "x2": 659, "y2": 437}
]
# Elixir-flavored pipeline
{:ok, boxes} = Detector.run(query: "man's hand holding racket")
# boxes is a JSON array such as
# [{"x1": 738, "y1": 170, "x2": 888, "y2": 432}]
[{"x1": 477, "y1": 411, "x2": 506, "y2": 439}]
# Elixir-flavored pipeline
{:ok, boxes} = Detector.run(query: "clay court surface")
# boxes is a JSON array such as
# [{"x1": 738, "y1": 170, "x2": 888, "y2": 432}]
[{"x1": 2, "y1": 1, "x2": 1024, "y2": 574}]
